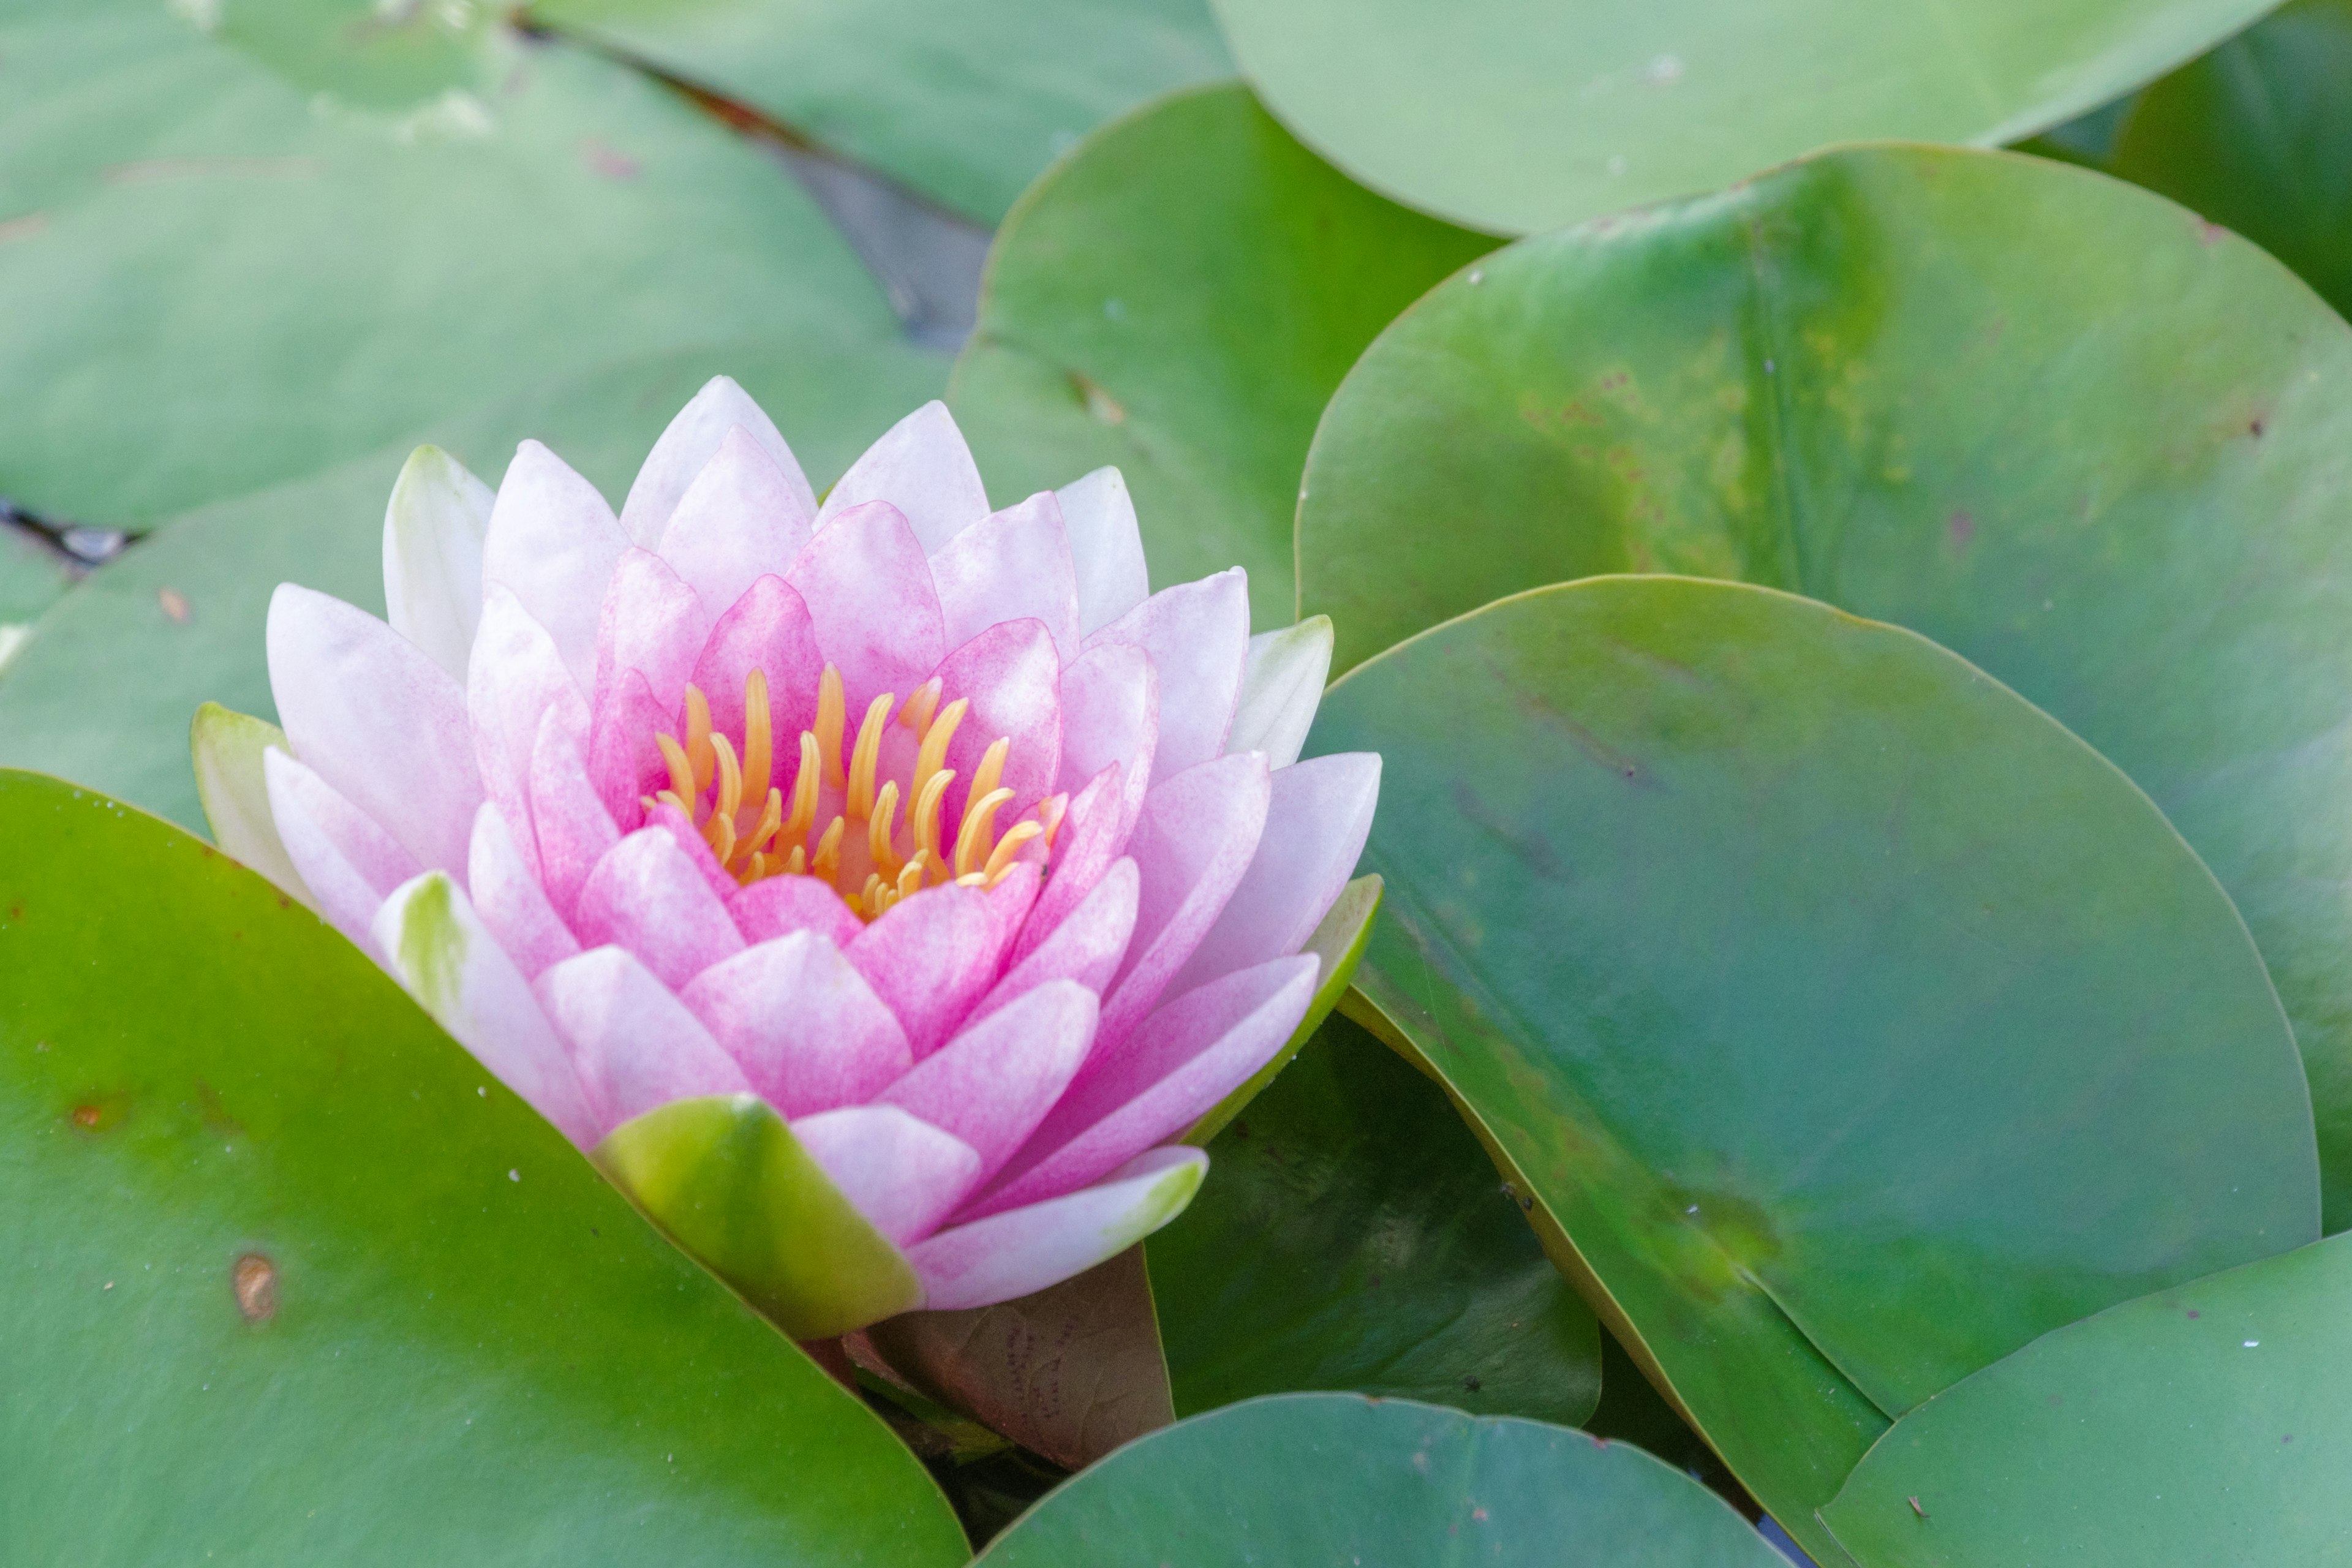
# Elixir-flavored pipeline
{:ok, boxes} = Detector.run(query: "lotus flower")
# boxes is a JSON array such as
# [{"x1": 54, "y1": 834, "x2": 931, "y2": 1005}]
[{"x1": 193, "y1": 380, "x2": 1379, "y2": 1336}]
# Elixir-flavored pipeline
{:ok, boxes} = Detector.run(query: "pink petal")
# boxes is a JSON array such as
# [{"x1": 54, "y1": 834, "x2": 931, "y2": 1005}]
[
  {"x1": 1058, "y1": 642, "x2": 1157, "y2": 848},
  {"x1": 266, "y1": 584, "x2": 480, "y2": 878},
  {"x1": 481, "y1": 439, "x2": 627, "y2": 693},
  {"x1": 974, "y1": 955, "x2": 1315, "y2": 1216},
  {"x1": 529, "y1": 708, "x2": 620, "y2": 922},
  {"x1": 1011, "y1": 764, "x2": 1128, "y2": 969},
  {"x1": 783, "y1": 500, "x2": 946, "y2": 698},
  {"x1": 927, "y1": 492, "x2": 1080, "y2": 662},
  {"x1": 879, "y1": 979, "x2": 1097, "y2": 1180},
  {"x1": 790, "y1": 1104, "x2": 981, "y2": 1248},
  {"x1": 590, "y1": 548, "x2": 711, "y2": 724},
  {"x1": 467, "y1": 802, "x2": 579, "y2": 980},
  {"x1": 585, "y1": 666, "x2": 669, "y2": 830},
  {"x1": 620, "y1": 375, "x2": 816, "y2": 549},
  {"x1": 571, "y1": 827, "x2": 747, "y2": 990},
  {"x1": 1084, "y1": 569, "x2": 1250, "y2": 781},
  {"x1": 655, "y1": 426, "x2": 817, "y2": 617},
  {"x1": 1166, "y1": 752, "x2": 1379, "y2": 997},
  {"x1": 1096, "y1": 751, "x2": 1272, "y2": 1049},
  {"x1": 729, "y1": 873, "x2": 865, "y2": 949},
  {"x1": 931, "y1": 619, "x2": 1062, "y2": 841},
  {"x1": 689, "y1": 575, "x2": 825, "y2": 753},
  {"x1": 847, "y1": 883, "x2": 1000, "y2": 1058},
  {"x1": 535, "y1": 946, "x2": 750, "y2": 1144},
  {"x1": 974, "y1": 859, "x2": 1137, "y2": 1027},
  {"x1": 264, "y1": 748, "x2": 418, "y2": 960},
  {"x1": 679, "y1": 930, "x2": 913, "y2": 1117},
  {"x1": 1228, "y1": 617, "x2": 1333, "y2": 769},
  {"x1": 910, "y1": 1147, "x2": 1206, "y2": 1311},
  {"x1": 469, "y1": 585, "x2": 592, "y2": 879},
  {"x1": 371, "y1": 870, "x2": 601, "y2": 1147},
  {"x1": 816, "y1": 401, "x2": 989, "y2": 555},
  {"x1": 1057, "y1": 466, "x2": 1149, "y2": 637},
  {"x1": 643, "y1": 801, "x2": 745, "y2": 905}
]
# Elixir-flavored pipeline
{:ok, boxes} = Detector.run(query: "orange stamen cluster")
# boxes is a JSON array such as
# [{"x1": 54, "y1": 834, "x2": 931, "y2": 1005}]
[{"x1": 641, "y1": 665, "x2": 1061, "y2": 921}]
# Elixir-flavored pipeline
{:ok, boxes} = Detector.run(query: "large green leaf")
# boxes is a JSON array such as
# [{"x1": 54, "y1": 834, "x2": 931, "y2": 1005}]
[
  {"x1": 1207, "y1": 0, "x2": 2282, "y2": 234},
  {"x1": 949, "y1": 81, "x2": 1493, "y2": 627},
  {"x1": 1150, "y1": 1009, "x2": 1602, "y2": 1427},
  {"x1": 1307, "y1": 576, "x2": 2318, "y2": 1561},
  {"x1": 1822, "y1": 1231, "x2": 2352, "y2": 1565},
  {"x1": 0, "y1": 0, "x2": 937, "y2": 532},
  {"x1": 526, "y1": 0, "x2": 1232, "y2": 224},
  {"x1": 0, "y1": 769, "x2": 967, "y2": 1563},
  {"x1": 974, "y1": 1392, "x2": 1785, "y2": 1566},
  {"x1": 1296, "y1": 142, "x2": 2352, "y2": 1230}
]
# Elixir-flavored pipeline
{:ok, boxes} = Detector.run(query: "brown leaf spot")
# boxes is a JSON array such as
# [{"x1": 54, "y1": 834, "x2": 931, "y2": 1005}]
[
  {"x1": 233, "y1": 1253, "x2": 278, "y2": 1322},
  {"x1": 157, "y1": 587, "x2": 190, "y2": 624},
  {"x1": 69, "y1": 1091, "x2": 129, "y2": 1133}
]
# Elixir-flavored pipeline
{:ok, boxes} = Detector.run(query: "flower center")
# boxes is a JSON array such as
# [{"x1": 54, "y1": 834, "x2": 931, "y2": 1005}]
[{"x1": 641, "y1": 665, "x2": 1060, "y2": 921}]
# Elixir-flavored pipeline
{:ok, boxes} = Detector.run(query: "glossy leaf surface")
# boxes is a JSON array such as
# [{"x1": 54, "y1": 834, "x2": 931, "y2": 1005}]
[{"x1": 1310, "y1": 577, "x2": 2318, "y2": 1560}]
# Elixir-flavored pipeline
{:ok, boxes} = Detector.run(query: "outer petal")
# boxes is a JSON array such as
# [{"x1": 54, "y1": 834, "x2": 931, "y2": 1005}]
[
  {"x1": 729, "y1": 873, "x2": 865, "y2": 949},
  {"x1": 976, "y1": 954, "x2": 1316, "y2": 1216},
  {"x1": 571, "y1": 827, "x2": 746, "y2": 990},
  {"x1": 1012, "y1": 764, "x2": 1128, "y2": 968},
  {"x1": 846, "y1": 883, "x2": 998, "y2": 1058},
  {"x1": 535, "y1": 946, "x2": 750, "y2": 1142},
  {"x1": 680, "y1": 931, "x2": 913, "y2": 1117},
  {"x1": 268, "y1": 584, "x2": 480, "y2": 877},
  {"x1": 816, "y1": 401, "x2": 989, "y2": 554},
  {"x1": 470, "y1": 586, "x2": 591, "y2": 876},
  {"x1": 643, "y1": 801, "x2": 745, "y2": 905},
  {"x1": 784, "y1": 500, "x2": 947, "y2": 698},
  {"x1": 590, "y1": 548, "x2": 711, "y2": 724},
  {"x1": 790, "y1": 1105, "x2": 981, "y2": 1248},
  {"x1": 585, "y1": 665, "x2": 669, "y2": 829},
  {"x1": 879, "y1": 979, "x2": 1097, "y2": 1180},
  {"x1": 932, "y1": 618, "x2": 1062, "y2": 837},
  {"x1": 927, "y1": 492, "x2": 1081, "y2": 662},
  {"x1": 1166, "y1": 752, "x2": 1379, "y2": 997},
  {"x1": 973, "y1": 858, "x2": 1137, "y2": 1027},
  {"x1": 1096, "y1": 751, "x2": 1272, "y2": 1049},
  {"x1": 690, "y1": 575, "x2": 825, "y2": 752},
  {"x1": 1084, "y1": 569, "x2": 1250, "y2": 782},
  {"x1": 192, "y1": 703, "x2": 310, "y2": 909},
  {"x1": 909, "y1": 1147, "x2": 1205, "y2": 1311},
  {"x1": 655, "y1": 425, "x2": 816, "y2": 618},
  {"x1": 529, "y1": 708, "x2": 619, "y2": 921},
  {"x1": 1057, "y1": 466, "x2": 1149, "y2": 636},
  {"x1": 381, "y1": 444, "x2": 492, "y2": 683},
  {"x1": 1057, "y1": 642, "x2": 1156, "y2": 846},
  {"x1": 467, "y1": 802, "x2": 578, "y2": 980},
  {"x1": 619, "y1": 374, "x2": 816, "y2": 548},
  {"x1": 480, "y1": 439, "x2": 627, "y2": 693},
  {"x1": 263, "y1": 748, "x2": 419, "y2": 960},
  {"x1": 1226, "y1": 616, "x2": 1333, "y2": 769},
  {"x1": 372, "y1": 871, "x2": 601, "y2": 1147}
]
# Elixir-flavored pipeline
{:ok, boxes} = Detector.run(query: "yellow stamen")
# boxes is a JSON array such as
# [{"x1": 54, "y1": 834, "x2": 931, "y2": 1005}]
[
  {"x1": 741, "y1": 669, "x2": 773, "y2": 807},
  {"x1": 896, "y1": 853, "x2": 929, "y2": 900},
  {"x1": 738, "y1": 787, "x2": 783, "y2": 862},
  {"x1": 983, "y1": 820, "x2": 1044, "y2": 883},
  {"x1": 1035, "y1": 792, "x2": 1069, "y2": 850},
  {"x1": 684, "y1": 685, "x2": 715, "y2": 794},
  {"x1": 868, "y1": 781, "x2": 903, "y2": 879},
  {"x1": 954, "y1": 787, "x2": 1015, "y2": 879},
  {"x1": 968, "y1": 736, "x2": 1009, "y2": 808},
  {"x1": 812, "y1": 816, "x2": 845, "y2": 880},
  {"x1": 815, "y1": 665, "x2": 847, "y2": 790},
  {"x1": 709, "y1": 733, "x2": 744, "y2": 831},
  {"x1": 654, "y1": 789, "x2": 694, "y2": 822},
  {"x1": 911, "y1": 697, "x2": 967, "y2": 816},
  {"x1": 860, "y1": 873, "x2": 887, "y2": 919},
  {"x1": 899, "y1": 678, "x2": 943, "y2": 737},
  {"x1": 786, "y1": 732, "x2": 821, "y2": 842},
  {"x1": 707, "y1": 809, "x2": 736, "y2": 868},
  {"x1": 783, "y1": 844, "x2": 807, "y2": 876},
  {"x1": 845, "y1": 692, "x2": 895, "y2": 820},
  {"x1": 912, "y1": 769, "x2": 956, "y2": 874},
  {"x1": 656, "y1": 734, "x2": 698, "y2": 816},
  {"x1": 741, "y1": 850, "x2": 767, "y2": 886}
]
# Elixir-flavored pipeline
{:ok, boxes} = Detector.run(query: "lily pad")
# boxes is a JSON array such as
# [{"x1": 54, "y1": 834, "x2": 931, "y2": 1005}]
[
  {"x1": 950, "y1": 81, "x2": 1493, "y2": 626},
  {"x1": 1297, "y1": 142, "x2": 2352, "y2": 1229},
  {"x1": 1152, "y1": 1009, "x2": 1603, "y2": 1426},
  {"x1": 0, "y1": 768, "x2": 967, "y2": 1564},
  {"x1": 1208, "y1": 0, "x2": 2280, "y2": 233},
  {"x1": 1308, "y1": 576, "x2": 2318, "y2": 1561},
  {"x1": 1822, "y1": 1231, "x2": 2352, "y2": 1566},
  {"x1": 974, "y1": 1392, "x2": 1785, "y2": 1566}
]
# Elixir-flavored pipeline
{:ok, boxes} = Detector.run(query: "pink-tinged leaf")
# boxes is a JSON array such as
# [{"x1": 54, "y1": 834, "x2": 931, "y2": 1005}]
[
  {"x1": 784, "y1": 500, "x2": 947, "y2": 699},
  {"x1": 620, "y1": 374, "x2": 815, "y2": 549},
  {"x1": 1057, "y1": 467, "x2": 1149, "y2": 637},
  {"x1": 469, "y1": 586, "x2": 592, "y2": 877},
  {"x1": 529, "y1": 709, "x2": 620, "y2": 921},
  {"x1": 1058, "y1": 643, "x2": 1157, "y2": 847},
  {"x1": 467, "y1": 802, "x2": 579, "y2": 979},
  {"x1": 481, "y1": 439, "x2": 627, "y2": 692},
  {"x1": 928, "y1": 492, "x2": 1081, "y2": 662},
  {"x1": 690, "y1": 575, "x2": 826, "y2": 756},
  {"x1": 1084, "y1": 569, "x2": 1250, "y2": 780},
  {"x1": 572, "y1": 827, "x2": 746, "y2": 990},
  {"x1": 680, "y1": 931, "x2": 913, "y2": 1117},
  {"x1": 584, "y1": 665, "x2": 669, "y2": 830},
  {"x1": 930, "y1": 618, "x2": 1063, "y2": 838},
  {"x1": 535, "y1": 945, "x2": 750, "y2": 1142},
  {"x1": 974, "y1": 859, "x2": 1138, "y2": 1027},
  {"x1": 656, "y1": 426, "x2": 817, "y2": 619},
  {"x1": 263, "y1": 748, "x2": 418, "y2": 960},
  {"x1": 730, "y1": 872, "x2": 865, "y2": 948},
  {"x1": 267, "y1": 584, "x2": 480, "y2": 878},
  {"x1": 909, "y1": 1147, "x2": 1205, "y2": 1311},
  {"x1": 791, "y1": 1105, "x2": 982, "y2": 1246},
  {"x1": 816, "y1": 401, "x2": 989, "y2": 554},
  {"x1": 848, "y1": 883, "x2": 999, "y2": 1058},
  {"x1": 880, "y1": 979, "x2": 1098, "y2": 1179},
  {"x1": 1012, "y1": 764, "x2": 1127, "y2": 969},
  {"x1": 591, "y1": 548, "x2": 711, "y2": 724}
]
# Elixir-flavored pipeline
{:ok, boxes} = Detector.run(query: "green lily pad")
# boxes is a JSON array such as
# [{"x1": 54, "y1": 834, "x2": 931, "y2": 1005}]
[
  {"x1": 1208, "y1": 0, "x2": 2280, "y2": 234},
  {"x1": 949, "y1": 81, "x2": 1493, "y2": 627},
  {"x1": 974, "y1": 1391, "x2": 1785, "y2": 1565},
  {"x1": 1297, "y1": 142, "x2": 2352, "y2": 1231},
  {"x1": 1307, "y1": 576, "x2": 2318, "y2": 1561},
  {"x1": 525, "y1": 0, "x2": 1233, "y2": 225},
  {"x1": 0, "y1": 768, "x2": 966, "y2": 1563},
  {"x1": 1822, "y1": 1231, "x2": 2352, "y2": 1566},
  {"x1": 1151, "y1": 1009, "x2": 1602, "y2": 1427}
]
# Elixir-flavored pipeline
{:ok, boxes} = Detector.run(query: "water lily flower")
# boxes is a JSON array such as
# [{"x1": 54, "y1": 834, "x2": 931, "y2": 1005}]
[{"x1": 194, "y1": 380, "x2": 1379, "y2": 1336}]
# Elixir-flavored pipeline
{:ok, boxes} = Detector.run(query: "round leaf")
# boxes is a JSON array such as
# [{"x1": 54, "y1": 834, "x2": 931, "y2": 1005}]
[
  {"x1": 974, "y1": 1392, "x2": 1785, "y2": 1565},
  {"x1": 1309, "y1": 576, "x2": 2318, "y2": 1559},
  {"x1": 0, "y1": 769, "x2": 966, "y2": 1564},
  {"x1": 1297, "y1": 142, "x2": 2352, "y2": 1228}
]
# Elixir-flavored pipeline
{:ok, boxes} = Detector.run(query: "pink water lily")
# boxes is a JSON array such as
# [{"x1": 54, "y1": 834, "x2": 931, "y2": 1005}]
[{"x1": 194, "y1": 379, "x2": 1378, "y2": 1329}]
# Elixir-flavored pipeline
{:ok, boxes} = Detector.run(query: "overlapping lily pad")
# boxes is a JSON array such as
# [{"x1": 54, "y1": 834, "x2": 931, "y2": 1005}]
[
  {"x1": 1208, "y1": 0, "x2": 2281, "y2": 233},
  {"x1": 950, "y1": 81, "x2": 1493, "y2": 626},
  {"x1": 1308, "y1": 576, "x2": 2318, "y2": 1560},
  {"x1": 1297, "y1": 142, "x2": 2352, "y2": 1229},
  {"x1": 0, "y1": 768, "x2": 967, "y2": 1564},
  {"x1": 974, "y1": 1392, "x2": 1784, "y2": 1566}
]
